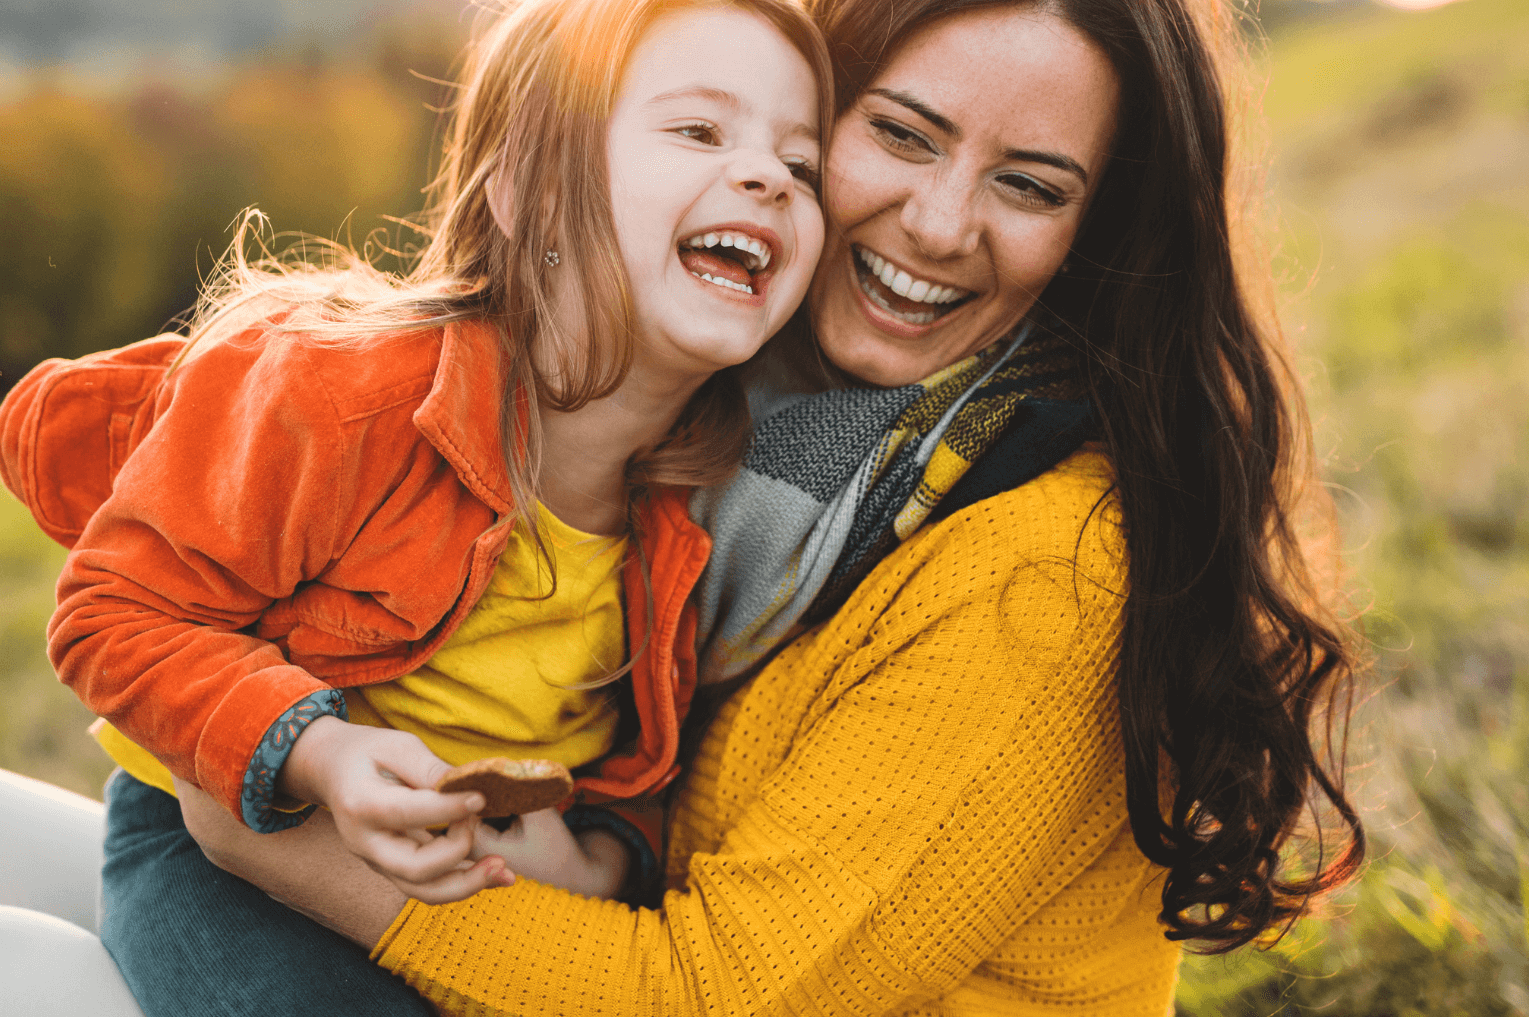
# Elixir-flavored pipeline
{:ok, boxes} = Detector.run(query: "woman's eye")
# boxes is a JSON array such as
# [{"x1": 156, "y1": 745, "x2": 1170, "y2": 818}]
[
  {"x1": 674, "y1": 123, "x2": 718, "y2": 145},
  {"x1": 869, "y1": 117, "x2": 933, "y2": 155},
  {"x1": 998, "y1": 173, "x2": 1065, "y2": 208}
]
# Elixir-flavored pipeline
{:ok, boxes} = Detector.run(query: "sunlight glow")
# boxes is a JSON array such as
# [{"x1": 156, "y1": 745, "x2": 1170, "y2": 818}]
[{"x1": 1375, "y1": 0, "x2": 1469, "y2": 10}]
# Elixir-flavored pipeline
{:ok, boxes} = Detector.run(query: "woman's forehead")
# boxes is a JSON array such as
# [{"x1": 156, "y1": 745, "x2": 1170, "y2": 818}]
[{"x1": 853, "y1": 6, "x2": 1119, "y2": 178}]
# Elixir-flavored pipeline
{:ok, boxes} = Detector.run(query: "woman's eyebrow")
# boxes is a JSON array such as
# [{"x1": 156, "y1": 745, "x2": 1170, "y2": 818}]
[
  {"x1": 868, "y1": 87, "x2": 957, "y2": 136},
  {"x1": 867, "y1": 87, "x2": 1090, "y2": 186},
  {"x1": 1002, "y1": 148, "x2": 1089, "y2": 186}
]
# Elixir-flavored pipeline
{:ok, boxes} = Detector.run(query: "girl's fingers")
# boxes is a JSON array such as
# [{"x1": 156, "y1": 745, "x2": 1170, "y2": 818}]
[
  {"x1": 515, "y1": 808, "x2": 572, "y2": 841},
  {"x1": 399, "y1": 855, "x2": 515, "y2": 906},
  {"x1": 369, "y1": 734, "x2": 456, "y2": 797},
  {"x1": 363, "y1": 819, "x2": 476, "y2": 885},
  {"x1": 363, "y1": 782, "x2": 485, "y2": 831}
]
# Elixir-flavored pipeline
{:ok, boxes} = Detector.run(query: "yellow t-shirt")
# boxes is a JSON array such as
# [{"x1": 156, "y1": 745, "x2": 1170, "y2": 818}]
[{"x1": 94, "y1": 503, "x2": 629, "y2": 797}]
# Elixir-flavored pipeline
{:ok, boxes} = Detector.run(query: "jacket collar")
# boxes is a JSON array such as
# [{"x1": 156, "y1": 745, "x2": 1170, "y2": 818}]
[{"x1": 413, "y1": 320, "x2": 515, "y2": 516}]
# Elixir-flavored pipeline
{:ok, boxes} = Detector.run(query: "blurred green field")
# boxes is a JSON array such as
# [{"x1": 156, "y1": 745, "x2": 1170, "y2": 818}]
[{"x1": 1, "y1": 0, "x2": 1526, "y2": 1013}]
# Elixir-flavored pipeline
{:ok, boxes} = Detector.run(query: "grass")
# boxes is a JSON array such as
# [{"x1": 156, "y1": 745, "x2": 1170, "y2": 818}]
[{"x1": 0, "y1": 488, "x2": 112, "y2": 797}]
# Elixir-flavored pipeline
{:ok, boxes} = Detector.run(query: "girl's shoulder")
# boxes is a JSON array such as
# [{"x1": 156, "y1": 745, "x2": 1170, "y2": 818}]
[{"x1": 172, "y1": 314, "x2": 470, "y2": 411}]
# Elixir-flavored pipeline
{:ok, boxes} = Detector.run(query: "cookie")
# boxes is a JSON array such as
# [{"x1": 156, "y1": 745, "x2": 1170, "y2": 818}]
[{"x1": 435, "y1": 757, "x2": 574, "y2": 817}]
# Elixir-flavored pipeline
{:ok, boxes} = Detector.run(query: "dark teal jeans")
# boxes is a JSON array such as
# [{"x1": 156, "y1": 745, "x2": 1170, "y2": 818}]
[{"x1": 100, "y1": 770, "x2": 434, "y2": 1017}]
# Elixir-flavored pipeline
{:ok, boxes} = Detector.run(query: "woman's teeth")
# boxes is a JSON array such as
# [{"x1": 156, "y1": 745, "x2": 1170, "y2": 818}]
[
  {"x1": 856, "y1": 246, "x2": 972, "y2": 325},
  {"x1": 855, "y1": 247, "x2": 968, "y2": 304}
]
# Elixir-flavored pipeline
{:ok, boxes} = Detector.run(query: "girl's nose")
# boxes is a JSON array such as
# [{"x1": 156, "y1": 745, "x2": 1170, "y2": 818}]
[
  {"x1": 731, "y1": 149, "x2": 795, "y2": 206},
  {"x1": 899, "y1": 169, "x2": 980, "y2": 260}
]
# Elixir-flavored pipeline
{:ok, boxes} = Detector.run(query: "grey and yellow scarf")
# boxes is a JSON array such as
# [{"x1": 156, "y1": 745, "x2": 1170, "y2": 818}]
[{"x1": 691, "y1": 325, "x2": 1091, "y2": 684}]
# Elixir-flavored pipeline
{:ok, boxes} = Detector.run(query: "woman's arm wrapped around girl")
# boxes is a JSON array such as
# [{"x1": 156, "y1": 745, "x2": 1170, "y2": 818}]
[{"x1": 337, "y1": 450, "x2": 1178, "y2": 1015}]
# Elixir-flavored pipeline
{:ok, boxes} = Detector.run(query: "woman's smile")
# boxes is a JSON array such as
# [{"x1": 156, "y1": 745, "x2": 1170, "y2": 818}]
[{"x1": 849, "y1": 243, "x2": 974, "y2": 331}]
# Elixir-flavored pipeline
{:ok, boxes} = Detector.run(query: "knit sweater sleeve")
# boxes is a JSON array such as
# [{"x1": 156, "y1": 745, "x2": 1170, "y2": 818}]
[{"x1": 375, "y1": 453, "x2": 1137, "y2": 1016}]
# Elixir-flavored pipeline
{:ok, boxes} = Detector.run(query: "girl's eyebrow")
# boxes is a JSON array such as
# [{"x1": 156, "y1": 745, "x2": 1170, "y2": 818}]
[
  {"x1": 866, "y1": 87, "x2": 1089, "y2": 186},
  {"x1": 645, "y1": 85, "x2": 819, "y2": 143},
  {"x1": 646, "y1": 85, "x2": 742, "y2": 110}
]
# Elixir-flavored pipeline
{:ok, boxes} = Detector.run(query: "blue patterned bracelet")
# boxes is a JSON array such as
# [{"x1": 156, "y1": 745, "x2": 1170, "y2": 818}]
[{"x1": 239, "y1": 689, "x2": 348, "y2": 833}]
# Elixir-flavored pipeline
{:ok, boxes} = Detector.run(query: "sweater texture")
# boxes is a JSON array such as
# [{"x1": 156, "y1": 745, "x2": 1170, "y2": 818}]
[{"x1": 373, "y1": 447, "x2": 1182, "y2": 1016}]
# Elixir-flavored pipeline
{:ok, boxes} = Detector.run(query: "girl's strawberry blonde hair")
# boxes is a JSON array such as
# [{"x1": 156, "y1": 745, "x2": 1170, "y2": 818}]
[{"x1": 184, "y1": 0, "x2": 834, "y2": 535}]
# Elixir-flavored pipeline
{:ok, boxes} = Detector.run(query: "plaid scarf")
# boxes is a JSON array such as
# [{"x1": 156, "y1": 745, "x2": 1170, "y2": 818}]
[{"x1": 691, "y1": 325, "x2": 1089, "y2": 684}]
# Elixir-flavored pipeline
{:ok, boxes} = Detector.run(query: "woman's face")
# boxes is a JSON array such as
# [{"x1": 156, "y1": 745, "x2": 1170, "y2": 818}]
[{"x1": 810, "y1": 6, "x2": 1119, "y2": 387}]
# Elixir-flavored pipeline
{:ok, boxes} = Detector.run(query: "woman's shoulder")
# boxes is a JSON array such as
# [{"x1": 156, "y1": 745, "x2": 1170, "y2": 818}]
[
  {"x1": 832, "y1": 445, "x2": 1126, "y2": 673},
  {"x1": 920, "y1": 443, "x2": 1124, "y2": 586}
]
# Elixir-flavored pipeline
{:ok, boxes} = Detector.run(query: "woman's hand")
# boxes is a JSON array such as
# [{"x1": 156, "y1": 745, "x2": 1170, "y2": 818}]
[
  {"x1": 274, "y1": 716, "x2": 502, "y2": 902},
  {"x1": 472, "y1": 809, "x2": 629, "y2": 900}
]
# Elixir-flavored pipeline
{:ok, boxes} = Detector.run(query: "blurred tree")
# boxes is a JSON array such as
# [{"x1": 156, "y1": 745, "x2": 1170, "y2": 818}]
[{"x1": 0, "y1": 21, "x2": 460, "y2": 395}]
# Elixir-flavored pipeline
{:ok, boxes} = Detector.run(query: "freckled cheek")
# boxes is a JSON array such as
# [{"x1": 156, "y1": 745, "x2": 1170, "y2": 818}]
[
  {"x1": 993, "y1": 221, "x2": 1073, "y2": 297},
  {"x1": 823, "y1": 137, "x2": 905, "y2": 233}
]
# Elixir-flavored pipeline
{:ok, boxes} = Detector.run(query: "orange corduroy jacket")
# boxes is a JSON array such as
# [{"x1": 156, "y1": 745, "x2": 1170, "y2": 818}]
[{"x1": 0, "y1": 320, "x2": 709, "y2": 826}]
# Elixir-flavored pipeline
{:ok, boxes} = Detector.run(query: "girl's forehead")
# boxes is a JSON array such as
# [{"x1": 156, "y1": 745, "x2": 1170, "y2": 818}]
[{"x1": 616, "y1": 7, "x2": 818, "y2": 120}]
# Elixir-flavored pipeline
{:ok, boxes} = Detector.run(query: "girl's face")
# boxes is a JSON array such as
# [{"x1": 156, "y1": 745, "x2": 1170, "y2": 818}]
[
  {"x1": 809, "y1": 7, "x2": 1119, "y2": 387},
  {"x1": 605, "y1": 7, "x2": 824, "y2": 382}
]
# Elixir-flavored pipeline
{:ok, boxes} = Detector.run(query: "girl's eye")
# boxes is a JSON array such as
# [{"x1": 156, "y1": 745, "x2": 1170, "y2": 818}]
[
  {"x1": 868, "y1": 117, "x2": 934, "y2": 156},
  {"x1": 674, "y1": 122, "x2": 719, "y2": 145},
  {"x1": 997, "y1": 173, "x2": 1065, "y2": 209},
  {"x1": 786, "y1": 160, "x2": 821, "y2": 193}
]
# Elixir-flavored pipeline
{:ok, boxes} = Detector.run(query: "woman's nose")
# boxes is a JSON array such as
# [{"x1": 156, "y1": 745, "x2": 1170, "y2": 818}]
[
  {"x1": 900, "y1": 170, "x2": 979, "y2": 260},
  {"x1": 731, "y1": 149, "x2": 795, "y2": 205}
]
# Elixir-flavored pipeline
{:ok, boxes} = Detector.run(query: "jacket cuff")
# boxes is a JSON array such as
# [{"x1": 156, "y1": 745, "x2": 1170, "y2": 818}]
[
  {"x1": 239, "y1": 689, "x2": 348, "y2": 832},
  {"x1": 562, "y1": 803, "x2": 661, "y2": 908}
]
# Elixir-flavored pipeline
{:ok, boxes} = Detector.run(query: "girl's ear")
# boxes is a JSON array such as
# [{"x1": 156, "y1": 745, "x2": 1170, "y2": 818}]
[
  {"x1": 487, "y1": 168, "x2": 516, "y2": 241},
  {"x1": 487, "y1": 166, "x2": 561, "y2": 247}
]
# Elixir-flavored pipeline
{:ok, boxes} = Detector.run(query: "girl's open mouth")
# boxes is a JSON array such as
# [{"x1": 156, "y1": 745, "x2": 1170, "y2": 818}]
[
  {"x1": 851, "y1": 245, "x2": 974, "y2": 327},
  {"x1": 678, "y1": 226, "x2": 780, "y2": 299}
]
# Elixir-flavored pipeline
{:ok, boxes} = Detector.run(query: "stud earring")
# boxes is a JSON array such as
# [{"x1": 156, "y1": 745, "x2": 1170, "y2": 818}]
[{"x1": 544, "y1": 249, "x2": 560, "y2": 268}]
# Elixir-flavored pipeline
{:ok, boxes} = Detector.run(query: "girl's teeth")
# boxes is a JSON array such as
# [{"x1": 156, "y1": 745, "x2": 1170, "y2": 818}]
[
  {"x1": 681, "y1": 231, "x2": 772, "y2": 270},
  {"x1": 878, "y1": 261, "x2": 897, "y2": 288},
  {"x1": 891, "y1": 270, "x2": 914, "y2": 297},
  {"x1": 694, "y1": 271, "x2": 754, "y2": 295},
  {"x1": 908, "y1": 280, "x2": 930, "y2": 302}
]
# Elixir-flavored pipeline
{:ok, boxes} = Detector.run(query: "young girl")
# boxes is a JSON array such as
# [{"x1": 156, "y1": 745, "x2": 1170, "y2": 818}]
[{"x1": 1, "y1": 0, "x2": 830, "y2": 998}]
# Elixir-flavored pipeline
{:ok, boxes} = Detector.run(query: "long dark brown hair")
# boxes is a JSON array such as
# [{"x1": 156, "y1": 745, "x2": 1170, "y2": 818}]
[{"x1": 812, "y1": 0, "x2": 1364, "y2": 951}]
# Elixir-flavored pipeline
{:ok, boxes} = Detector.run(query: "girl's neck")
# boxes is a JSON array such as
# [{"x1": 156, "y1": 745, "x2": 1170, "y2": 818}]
[{"x1": 535, "y1": 360, "x2": 708, "y2": 536}]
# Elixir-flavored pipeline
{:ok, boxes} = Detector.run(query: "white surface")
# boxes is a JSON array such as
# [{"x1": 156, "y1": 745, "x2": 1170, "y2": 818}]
[
  {"x1": 0, "y1": 905, "x2": 146, "y2": 1017},
  {"x1": 0, "y1": 768, "x2": 106, "y2": 932}
]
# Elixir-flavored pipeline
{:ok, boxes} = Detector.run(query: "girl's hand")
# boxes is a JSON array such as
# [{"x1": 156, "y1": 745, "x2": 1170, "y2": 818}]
[
  {"x1": 175, "y1": 777, "x2": 504, "y2": 945},
  {"x1": 275, "y1": 715, "x2": 506, "y2": 903},
  {"x1": 472, "y1": 809, "x2": 630, "y2": 900}
]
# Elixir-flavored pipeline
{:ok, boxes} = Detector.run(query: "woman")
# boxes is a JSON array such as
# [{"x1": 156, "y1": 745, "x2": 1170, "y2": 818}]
[{"x1": 182, "y1": 0, "x2": 1363, "y2": 1012}]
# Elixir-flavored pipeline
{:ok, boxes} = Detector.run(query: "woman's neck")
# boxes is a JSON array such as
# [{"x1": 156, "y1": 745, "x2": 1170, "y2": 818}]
[{"x1": 535, "y1": 361, "x2": 708, "y2": 536}]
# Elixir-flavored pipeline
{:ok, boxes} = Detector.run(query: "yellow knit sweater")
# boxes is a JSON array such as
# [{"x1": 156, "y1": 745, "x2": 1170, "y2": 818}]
[{"x1": 373, "y1": 448, "x2": 1182, "y2": 1015}]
